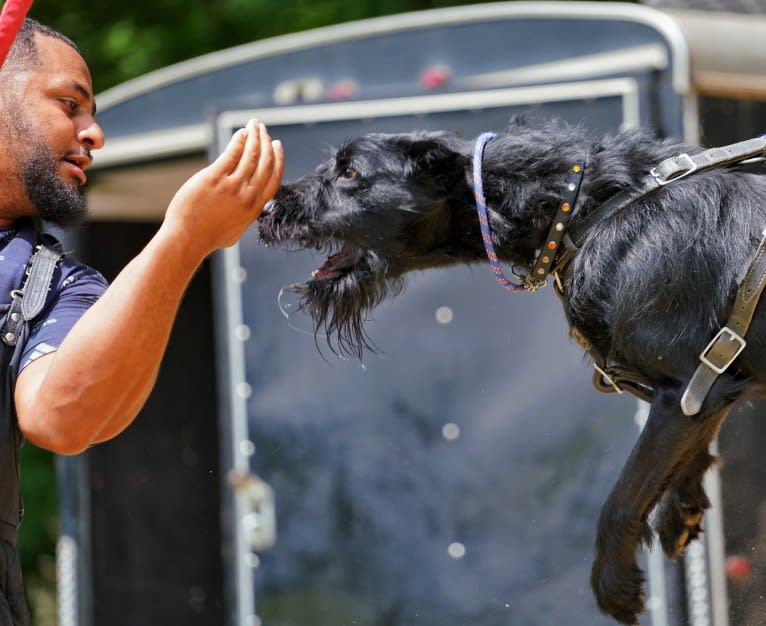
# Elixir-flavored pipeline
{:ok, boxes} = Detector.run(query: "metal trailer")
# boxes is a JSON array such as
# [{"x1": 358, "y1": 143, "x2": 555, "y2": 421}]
[{"x1": 55, "y1": 3, "x2": 766, "y2": 626}]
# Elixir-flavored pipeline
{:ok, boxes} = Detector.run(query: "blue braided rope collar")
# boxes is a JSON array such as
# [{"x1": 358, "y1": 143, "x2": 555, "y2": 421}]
[
  {"x1": 471, "y1": 132, "x2": 526, "y2": 293},
  {"x1": 472, "y1": 132, "x2": 586, "y2": 294}
]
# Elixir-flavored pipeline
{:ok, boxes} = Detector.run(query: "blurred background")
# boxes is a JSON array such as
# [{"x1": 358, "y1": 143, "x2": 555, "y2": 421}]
[{"x1": 13, "y1": 1, "x2": 766, "y2": 625}]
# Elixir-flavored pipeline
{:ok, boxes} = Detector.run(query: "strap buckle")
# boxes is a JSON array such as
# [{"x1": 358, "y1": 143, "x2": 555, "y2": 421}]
[
  {"x1": 511, "y1": 264, "x2": 548, "y2": 291},
  {"x1": 593, "y1": 364, "x2": 624, "y2": 394},
  {"x1": 700, "y1": 326, "x2": 747, "y2": 375},
  {"x1": 651, "y1": 153, "x2": 697, "y2": 185}
]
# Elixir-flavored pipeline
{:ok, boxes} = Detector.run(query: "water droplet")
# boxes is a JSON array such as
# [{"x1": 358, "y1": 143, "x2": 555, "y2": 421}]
[
  {"x1": 235, "y1": 324, "x2": 251, "y2": 341},
  {"x1": 435, "y1": 306, "x2": 454, "y2": 324},
  {"x1": 232, "y1": 266, "x2": 247, "y2": 283},
  {"x1": 442, "y1": 423, "x2": 460, "y2": 441},
  {"x1": 448, "y1": 542, "x2": 466, "y2": 559},
  {"x1": 236, "y1": 382, "x2": 252, "y2": 399}
]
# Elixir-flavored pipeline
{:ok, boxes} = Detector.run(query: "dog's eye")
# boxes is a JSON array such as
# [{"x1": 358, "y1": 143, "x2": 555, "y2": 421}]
[{"x1": 340, "y1": 167, "x2": 357, "y2": 180}]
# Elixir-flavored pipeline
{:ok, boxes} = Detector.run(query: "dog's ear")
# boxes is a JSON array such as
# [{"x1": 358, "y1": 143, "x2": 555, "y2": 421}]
[{"x1": 401, "y1": 132, "x2": 469, "y2": 193}]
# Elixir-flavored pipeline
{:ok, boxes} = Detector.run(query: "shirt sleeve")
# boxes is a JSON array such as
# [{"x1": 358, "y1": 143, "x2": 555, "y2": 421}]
[{"x1": 20, "y1": 264, "x2": 108, "y2": 371}]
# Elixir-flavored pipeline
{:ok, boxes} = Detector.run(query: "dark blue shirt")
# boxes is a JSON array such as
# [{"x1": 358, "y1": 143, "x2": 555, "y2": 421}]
[
  {"x1": 0, "y1": 225, "x2": 108, "y2": 371},
  {"x1": 21, "y1": 261, "x2": 108, "y2": 370}
]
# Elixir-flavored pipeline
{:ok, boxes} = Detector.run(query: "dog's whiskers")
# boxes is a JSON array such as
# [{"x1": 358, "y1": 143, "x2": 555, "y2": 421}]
[{"x1": 277, "y1": 282, "x2": 370, "y2": 372}]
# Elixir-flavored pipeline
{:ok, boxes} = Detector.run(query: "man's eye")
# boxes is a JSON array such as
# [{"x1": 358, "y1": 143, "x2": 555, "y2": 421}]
[{"x1": 60, "y1": 98, "x2": 78, "y2": 113}]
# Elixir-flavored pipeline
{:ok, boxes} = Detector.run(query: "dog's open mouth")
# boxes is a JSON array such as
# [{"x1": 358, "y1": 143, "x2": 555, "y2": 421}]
[
  {"x1": 259, "y1": 201, "x2": 401, "y2": 357},
  {"x1": 312, "y1": 241, "x2": 364, "y2": 280}
]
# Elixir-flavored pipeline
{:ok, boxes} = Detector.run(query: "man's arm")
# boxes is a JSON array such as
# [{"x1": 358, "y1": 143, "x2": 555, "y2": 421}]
[{"x1": 14, "y1": 119, "x2": 284, "y2": 455}]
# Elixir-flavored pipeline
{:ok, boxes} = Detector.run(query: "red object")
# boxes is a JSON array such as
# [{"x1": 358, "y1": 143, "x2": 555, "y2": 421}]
[
  {"x1": 326, "y1": 79, "x2": 358, "y2": 101},
  {"x1": 420, "y1": 65, "x2": 451, "y2": 89},
  {"x1": 725, "y1": 555, "x2": 752, "y2": 580},
  {"x1": 0, "y1": 0, "x2": 33, "y2": 70}
]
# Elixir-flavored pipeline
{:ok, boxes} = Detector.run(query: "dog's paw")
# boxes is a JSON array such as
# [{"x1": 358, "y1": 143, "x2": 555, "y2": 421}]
[
  {"x1": 591, "y1": 555, "x2": 646, "y2": 625},
  {"x1": 655, "y1": 485, "x2": 709, "y2": 560}
]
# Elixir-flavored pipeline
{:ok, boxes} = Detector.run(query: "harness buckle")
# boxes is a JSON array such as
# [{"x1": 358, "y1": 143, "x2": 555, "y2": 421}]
[
  {"x1": 650, "y1": 153, "x2": 697, "y2": 185},
  {"x1": 523, "y1": 276, "x2": 548, "y2": 292},
  {"x1": 699, "y1": 326, "x2": 747, "y2": 375},
  {"x1": 552, "y1": 271, "x2": 564, "y2": 293},
  {"x1": 593, "y1": 364, "x2": 624, "y2": 394}
]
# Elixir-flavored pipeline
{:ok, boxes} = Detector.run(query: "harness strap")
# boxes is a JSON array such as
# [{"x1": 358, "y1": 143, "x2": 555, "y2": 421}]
[
  {"x1": 556, "y1": 135, "x2": 766, "y2": 283},
  {"x1": 592, "y1": 363, "x2": 654, "y2": 403},
  {"x1": 524, "y1": 161, "x2": 584, "y2": 290},
  {"x1": 2, "y1": 238, "x2": 64, "y2": 347},
  {"x1": 557, "y1": 135, "x2": 766, "y2": 409},
  {"x1": 681, "y1": 227, "x2": 766, "y2": 416}
]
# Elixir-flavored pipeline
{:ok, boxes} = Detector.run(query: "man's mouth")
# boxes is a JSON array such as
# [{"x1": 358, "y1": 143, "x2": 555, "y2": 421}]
[{"x1": 60, "y1": 154, "x2": 91, "y2": 186}]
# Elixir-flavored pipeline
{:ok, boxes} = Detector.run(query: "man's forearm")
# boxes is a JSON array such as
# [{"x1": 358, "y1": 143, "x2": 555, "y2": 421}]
[
  {"x1": 15, "y1": 120, "x2": 283, "y2": 454},
  {"x1": 17, "y1": 228, "x2": 205, "y2": 453}
]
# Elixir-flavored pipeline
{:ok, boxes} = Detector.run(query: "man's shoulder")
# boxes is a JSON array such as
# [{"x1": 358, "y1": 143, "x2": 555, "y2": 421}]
[
  {"x1": 0, "y1": 221, "x2": 108, "y2": 299},
  {"x1": 56, "y1": 254, "x2": 108, "y2": 293},
  {"x1": 10, "y1": 221, "x2": 109, "y2": 296}
]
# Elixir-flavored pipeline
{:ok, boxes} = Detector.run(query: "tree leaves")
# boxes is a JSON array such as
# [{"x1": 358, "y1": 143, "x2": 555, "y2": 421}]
[{"x1": 28, "y1": 0, "x2": 502, "y2": 92}]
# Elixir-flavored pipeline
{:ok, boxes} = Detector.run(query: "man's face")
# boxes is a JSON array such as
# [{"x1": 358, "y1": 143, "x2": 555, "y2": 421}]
[{"x1": 0, "y1": 34, "x2": 104, "y2": 227}]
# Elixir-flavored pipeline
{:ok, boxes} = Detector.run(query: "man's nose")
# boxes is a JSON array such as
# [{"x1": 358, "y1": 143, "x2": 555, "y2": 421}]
[{"x1": 78, "y1": 117, "x2": 105, "y2": 152}]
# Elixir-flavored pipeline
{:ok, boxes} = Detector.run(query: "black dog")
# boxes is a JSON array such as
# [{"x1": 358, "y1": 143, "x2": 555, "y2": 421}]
[{"x1": 258, "y1": 117, "x2": 766, "y2": 624}]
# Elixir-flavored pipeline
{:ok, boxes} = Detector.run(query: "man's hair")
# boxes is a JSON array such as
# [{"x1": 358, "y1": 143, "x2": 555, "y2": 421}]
[{"x1": 3, "y1": 18, "x2": 79, "y2": 71}]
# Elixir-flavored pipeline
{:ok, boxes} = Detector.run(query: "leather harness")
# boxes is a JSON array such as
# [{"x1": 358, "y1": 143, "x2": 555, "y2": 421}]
[
  {"x1": 563, "y1": 136, "x2": 766, "y2": 415},
  {"x1": 477, "y1": 134, "x2": 766, "y2": 415}
]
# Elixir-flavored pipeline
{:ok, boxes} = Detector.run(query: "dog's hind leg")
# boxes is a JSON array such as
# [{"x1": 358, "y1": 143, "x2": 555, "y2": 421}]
[
  {"x1": 654, "y1": 447, "x2": 716, "y2": 561},
  {"x1": 590, "y1": 387, "x2": 728, "y2": 625}
]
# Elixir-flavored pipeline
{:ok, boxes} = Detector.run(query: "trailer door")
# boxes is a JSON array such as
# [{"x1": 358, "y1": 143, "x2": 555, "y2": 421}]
[{"x1": 212, "y1": 79, "x2": 685, "y2": 626}]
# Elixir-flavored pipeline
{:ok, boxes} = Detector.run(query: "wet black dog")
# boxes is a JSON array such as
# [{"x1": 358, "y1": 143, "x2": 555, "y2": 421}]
[{"x1": 258, "y1": 118, "x2": 766, "y2": 624}]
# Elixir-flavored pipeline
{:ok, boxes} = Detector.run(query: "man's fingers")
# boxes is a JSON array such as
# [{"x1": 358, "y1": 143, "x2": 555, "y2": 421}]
[
  {"x1": 232, "y1": 119, "x2": 264, "y2": 180},
  {"x1": 208, "y1": 127, "x2": 248, "y2": 175},
  {"x1": 254, "y1": 140, "x2": 285, "y2": 208},
  {"x1": 208, "y1": 118, "x2": 263, "y2": 178},
  {"x1": 184, "y1": 119, "x2": 282, "y2": 217},
  {"x1": 250, "y1": 122, "x2": 276, "y2": 187}
]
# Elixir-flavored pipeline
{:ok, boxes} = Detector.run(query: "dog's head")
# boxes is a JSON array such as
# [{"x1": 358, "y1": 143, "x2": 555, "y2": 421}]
[{"x1": 259, "y1": 130, "x2": 472, "y2": 356}]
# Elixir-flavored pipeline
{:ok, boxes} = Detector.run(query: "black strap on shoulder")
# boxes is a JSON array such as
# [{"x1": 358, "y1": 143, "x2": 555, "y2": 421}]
[
  {"x1": 681, "y1": 227, "x2": 766, "y2": 415},
  {"x1": 568, "y1": 135, "x2": 766, "y2": 252},
  {"x1": 2, "y1": 237, "x2": 64, "y2": 347},
  {"x1": 555, "y1": 135, "x2": 766, "y2": 407}
]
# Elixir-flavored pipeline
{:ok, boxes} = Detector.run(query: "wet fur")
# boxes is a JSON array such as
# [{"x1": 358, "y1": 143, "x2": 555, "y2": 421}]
[{"x1": 259, "y1": 118, "x2": 766, "y2": 624}]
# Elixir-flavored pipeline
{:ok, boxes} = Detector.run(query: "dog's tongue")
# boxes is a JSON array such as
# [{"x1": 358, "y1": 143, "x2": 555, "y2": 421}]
[{"x1": 312, "y1": 242, "x2": 357, "y2": 280}]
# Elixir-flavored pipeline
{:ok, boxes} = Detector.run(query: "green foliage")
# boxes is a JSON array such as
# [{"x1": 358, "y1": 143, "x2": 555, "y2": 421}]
[
  {"x1": 27, "y1": 0, "x2": 504, "y2": 92},
  {"x1": 19, "y1": 445, "x2": 58, "y2": 569},
  {"x1": 19, "y1": 444, "x2": 57, "y2": 626}
]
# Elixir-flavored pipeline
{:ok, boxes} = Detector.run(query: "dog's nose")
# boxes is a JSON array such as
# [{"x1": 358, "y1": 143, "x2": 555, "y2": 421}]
[{"x1": 260, "y1": 199, "x2": 276, "y2": 218}]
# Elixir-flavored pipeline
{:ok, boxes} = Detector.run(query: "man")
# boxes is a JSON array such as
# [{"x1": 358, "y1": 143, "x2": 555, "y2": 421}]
[{"x1": 0, "y1": 19, "x2": 284, "y2": 624}]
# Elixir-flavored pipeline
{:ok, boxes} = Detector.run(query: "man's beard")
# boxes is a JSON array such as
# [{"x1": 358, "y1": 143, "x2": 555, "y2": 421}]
[{"x1": 22, "y1": 144, "x2": 87, "y2": 229}]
